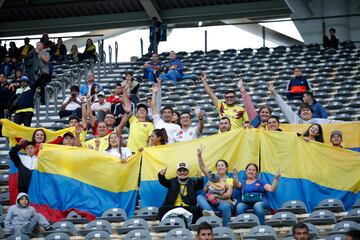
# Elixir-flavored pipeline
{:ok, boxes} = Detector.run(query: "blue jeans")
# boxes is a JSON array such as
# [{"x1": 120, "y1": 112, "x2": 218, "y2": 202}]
[
  {"x1": 144, "y1": 67, "x2": 157, "y2": 82},
  {"x1": 236, "y1": 201, "x2": 269, "y2": 224},
  {"x1": 197, "y1": 195, "x2": 233, "y2": 226},
  {"x1": 160, "y1": 70, "x2": 182, "y2": 85}
]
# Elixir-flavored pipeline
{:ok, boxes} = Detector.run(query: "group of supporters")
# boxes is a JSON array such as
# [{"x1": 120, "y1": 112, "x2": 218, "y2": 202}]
[{"x1": 0, "y1": 45, "x2": 355, "y2": 237}]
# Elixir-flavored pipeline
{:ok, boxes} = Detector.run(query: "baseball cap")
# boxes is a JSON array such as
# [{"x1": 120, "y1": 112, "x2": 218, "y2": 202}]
[
  {"x1": 98, "y1": 91, "x2": 105, "y2": 97},
  {"x1": 330, "y1": 130, "x2": 342, "y2": 138},
  {"x1": 20, "y1": 76, "x2": 29, "y2": 82},
  {"x1": 63, "y1": 131, "x2": 75, "y2": 139},
  {"x1": 177, "y1": 162, "x2": 189, "y2": 171}
]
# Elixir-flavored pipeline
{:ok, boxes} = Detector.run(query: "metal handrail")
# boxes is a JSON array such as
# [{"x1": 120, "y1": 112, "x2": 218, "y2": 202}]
[
  {"x1": 115, "y1": 41, "x2": 119, "y2": 66},
  {"x1": 108, "y1": 45, "x2": 113, "y2": 73},
  {"x1": 102, "y1": 50, "x2": 107, "y2": 76}
]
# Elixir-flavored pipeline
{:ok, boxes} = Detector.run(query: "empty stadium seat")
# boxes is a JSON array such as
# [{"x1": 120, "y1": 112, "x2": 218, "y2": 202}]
[
  {"x1": 0, "y1": 173, "x2": 9, "y2": 186},
  {"x1": 330, "y1": 221, "x2": 360, "y2": 235},
  {"x1": 164, "y1": 228, "x2": 193, "y2": 240},
  {"x1": 304, "y1": 209, "x2": 337, "y2": 225},
  {"x1": 228, "y1": 213, "x2": 260, "y2": 229},
  {"x1": 352, "y1": 199, "x2": 360, "y2": 209},
  {"x1": 325, "y1": 234, "x2": 347, "y2": 240},
  {"x1": 84, "y1": 230, "x2": 111, "y2": 240},
  {"x1": 133, "y1": 206, "x2": 159, "y2": 221},
  {"x1": 45, "y1": 232, "x2": 70, "y2": 240},
  {"x1": 244, "y1": 225, "x2": 277, "y2": 240},
  {"x1": 342, "y1": 208, "x2": 360, "y2": 223},
  {"x1": 266, "y1": 211, "x2": 298, "y2": 227},
  {"x1": 314, "y1": 198, "x2": 345, "y2": 213},
  {"x1": 213, "y1": 226, "x2": 236, "y2": 240},
  {"x1": 66, "y1": 211, "x2": 89, "y2": 224},
  {"x1": 0, "y1": 159, "x2": 9, "y2": 169},
  {"x1": 7, "y1": 234, "x2": 30, "y2": 240},
  {"x1": 79, "y1": 219, "x2": 112, "y2": 236},
  {"x1": 153, "y1": 216, "x2": 186, "y2": 233},
  {"x1": 46, "y1": 221, "x2": 78, "y2": 236},
  {"x1": 98, "y1": 208, "x2": 127, "y2": 222},
  {"x1": 0, "y1": 191, "x2": 9, "y2": 205},
  {"x1": 189, "y1": 216, "x2": 223, "y2": 230},
  {"x1": 124, "y1": 229, "x2": 152, "y2": 240},
  {"x1": 116, "y1": 218, "x2": 149, "y2": 234},
  {"x1": 277, "y1": 200, "x2": 308, "y2": 214}
]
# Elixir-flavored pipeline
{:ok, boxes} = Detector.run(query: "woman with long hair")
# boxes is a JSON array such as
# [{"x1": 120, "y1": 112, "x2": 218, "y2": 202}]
[
  {"x1": 148, "y1": 128, "x2": 168, "y2": 146},
  {"x1": 302, "y1": 123, "x2": 324, "y2": 143},
  {"x1": 102, "y1": 132, "x2": 132, "y2": 163}
]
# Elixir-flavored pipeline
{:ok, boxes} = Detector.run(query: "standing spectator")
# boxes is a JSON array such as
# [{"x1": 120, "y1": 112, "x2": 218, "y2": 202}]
[
  {"x1": 8, "y1": 42, "x2": 20, "y2": 60},
  {"x1": 157, "y1": 162, "x2": 204, "y2": 223},
  {"x1": 148, "y1": 17, "x2": 161, "y2": 55},
  {"x1": 101, "y1": 132, "x2": 132, "y2": 162},
  {"x1": 80, "y1": 71, "x2": 102, "y2": 97},
  {"x1": 34, "y1": 42, "x2": 51, "y2": 105},
  {"x1": 201, "y1": 73, "x2": 249, "y2": 129},
  {"x1": 67, "y1": 44, "x2": 81, "y2": 63},
  {"x1": 219, "y1": 117, "x2": 231, "y2": 133},
  {"x1": 292, "y1": 223, "x2": 310, "y2": 240},
  {"x1": 302, "y1": 123, "x2": 324, "y2": 143},
  {"x1": 267, "y1": 116, "x2": 282, "y2": 131},
  {"x1": 80, "y1": 38, "x2": 98, "y2": 62},
  {"x1": 0, "y1": 40, "x2": 7, "y2": 62},
  {"x1": 324, "y1": 28, "x2": 339, "y2": 50},
  {"x1": 301, "y1": 91, "x2": 328, "y2": 119},
  {"x1": 286, "y1": 67, "x2": 312, "y2": 100},
  {"x1": 58, "y1": 85, "x2": 82, "y2": 118},
  {"x1": 174, "y1": 111, "x2": 204, "y2": 142},
  {"x1": 40, "y1": 33, "x2": 54, "y2": 50},
  {"x1": 0, "y1": 74, "x2": 14, "y2": 136},
  {"x1": 3, "y1": 55, "x2": 14, "y2": 77},
  {"x1": 330, "y1": 130, "x2": 343, "y2": 148},
  {"x1": 51, "y1": 37, "x2": 67, "y2": 62},
  {"x1": 121, "y1": 71, "x2": 140, "y2": 106},
  {"x1": 197, "y1": 222, "x2": 214, "y2": 240},
  {"x1": 160, "y1": 51, "x2": 184, "y2": 85},
  {"x1": 90, "y1": 91, "x2": 111, "y2": 121},
  {"x1": 143, "y1": 53, "x2": 163, "y2": 82},
  {"x1": 151, "y1": 83, "x2": 180, "y2": 143},
  {"x1": 19, "y1": 38, "x2": 34, "y2": 60}
]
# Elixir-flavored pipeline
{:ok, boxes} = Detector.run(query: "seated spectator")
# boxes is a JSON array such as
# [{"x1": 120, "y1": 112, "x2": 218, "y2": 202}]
[
  {"x1": 5, "y1": 193, "x2": 51, "y2": 235},
  {"x1": 91, "y1": 91, "x2": 111, "y2": 121},
  {"x1": 301, "y1": 92, "x2": 328, "y2": 119},
  {"x1": 9, "y1": 140, "x2": 37, "y2": 193},
  {"x1": 292, "y1": 223, "x2": 310, "y2": 240},
  {"x1": 121, "y1": 71, "x2": 140, "y2": 106},
  {"x1": 40, "y1": 33, "x2": 54, "y2": 50},
  {"x1": 201, "y1": 73, "x2": 248, "y2": 129},
  {"x1": 19, "y1": 37, "x2": 34, "y2": 60},
  {"x1": 324, "y1": 28, "x2": 339, "y2": 50},
  {"x1": 148, "y1": 128, "x2": 168, "y2": 147},
  {"x1": 157, "y1": 162, "x2": 204, "y2": 223},
  {"x1": 197, "y1": 222, "x2": 214, "y2": 240},
  {"x1": 219, "y1": 117, "x2": 231, "y2": 133},
  {"x1": 59, "y1": 131, "x2": 81, "y2": 147},
  {"x1": 345, "y1": 230, "x2": 360, "y2": 240},
  {"x1": 197, "y1": 146, "x2": 233, "y2": 226},
  {"x1": 174, "y1": 111, "x2": 204, "y2": 142},
  {"x1": 233, "y1": 163, "x2": 281, "y2": 225},
  {"x1": 87, "y1": 99, "x2": 115, "y2": 137},
  {"x1": 302, "y1": 123, "x2": 324, "y2": 143},
  {"x1": 67, "y1": 44, "x2": 81, "y2": 63},
  {"x1": 34, "y1": 41, "x2": 52, "y2": 105},
  {"x1": 98, "y1": 132, "x2": 132, "y2": 162},
  {"x1": 10, "y1": 76, "x2": 44, "y2": 127},
  {"x1": 267, "y1": 115, "x2": 282, "y2": 131},
  {"x1": 58, "y1": 85, "x2": 83, "y2": 118},
  {"x1": 80, "y1": 38, "x2": 98, "y2": 62},
  {"x1": 8, "y1": 41, "x2": 20, "y2": 60},
  {"x1": 0, "y1": 40, "x2": 7, "y2": 62},
  {"x1": 160, "y1": 51, "x2": 184, "y2": 85},
  {"x1": 330, "y1": 130, "x2": 343, "y2": 148},
  {"x1": 107, "y1": 83, "x2": 123, "y2": 106},
  {"x1": 0, "y1": 73, "x2": 14, "y2": 123},
  {"x1": 89, "y1": 83, "x2": 101, "y2": 103},
  {"x1": 9, "y1": 70, "x2": 23, "y2": 89},
  {"x1": 286, "y1": 67, "x2": 311, "y2": 100},
  {"x1": 151, "y1": 83, "x2": 180, "y2": 143},
  {"x1": 80, "y1": 71, "x2": 102, "y2": 97},
  {"x1": 269, "y1": 83, "x2": 342, "y2": 124},
  {"x1": 143, "y1": 53, "x2": 163, "y2": 82},
  {"x1": 51, "y1": 37, "x2": 67, "y2": 62}
]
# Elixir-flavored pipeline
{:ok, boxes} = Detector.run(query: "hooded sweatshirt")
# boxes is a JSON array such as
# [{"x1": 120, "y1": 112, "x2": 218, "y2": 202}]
[{"x1": 4, "y1": 193, "x2": 37, "y2": 232}]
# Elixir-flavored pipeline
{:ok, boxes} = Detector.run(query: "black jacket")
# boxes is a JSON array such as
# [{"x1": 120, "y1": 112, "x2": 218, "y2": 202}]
[{"x1": 158, "y1": 173, "x2": 204, "y2": 207}]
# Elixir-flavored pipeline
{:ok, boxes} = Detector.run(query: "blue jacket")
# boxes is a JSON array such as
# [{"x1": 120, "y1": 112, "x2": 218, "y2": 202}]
[
  {"x1": 167, "y1": 59, "x2": 184, "y2": 75},
  {"x1": 80, "y1": 82, "x2": 103, "y2": 96}
]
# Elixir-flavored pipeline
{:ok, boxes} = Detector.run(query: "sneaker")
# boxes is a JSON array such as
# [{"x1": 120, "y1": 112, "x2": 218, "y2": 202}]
[{"x1": 202, "y1": 210, "x2": 215, "y2": 216}]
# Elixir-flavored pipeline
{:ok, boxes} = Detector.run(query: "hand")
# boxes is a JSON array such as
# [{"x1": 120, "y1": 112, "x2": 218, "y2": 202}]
[
  {"x1": 87, "y1": 144, "x2": 94, "y2": 150},
  {"x1": 242, "y1": 122, "x2": 251, "y2": 128},
  {"x1": 95, "y1": 137, "x2": 100, "y2": 146},
  {"x1": 237, "y1": 80, "x2": 245, "y2": 92},
  {"x1": 303, "y1": 136, "x2": 310, "y2": 142},
  {"x1": 159, "y1": 168, "x2": 167, "y2": 176},
  {"x1": 197, "y1": 111, "x2": 204, "y2": 120},
  {"x1": 152, "y1": 83, "x2": 160, "y2": 94},
  {"x1": 143, "y1": 63, "x2": 150, "y2": 68},
  {"x1": 275, "y1": 169, "x2": 282, "y2": 180},
  {"x1": 196, "y1": 170, "x2": 203, "y2": 179},
  {"x1": 121, "y1": 159, "x2": 126, "y2": 163},
  {"x1": 156, "y1": 77, "x2": 162, "y2": 84},
  {"x1": 39, "y1": 143, "x2": 43, "y2": 150},
  {"x1": 268, "y1": 83, "x2": 276, "y2": 96},
  {"x1": 233, "y1": 167, "x2": 238, "y2": 176},
  {"x1": 123, "y1": 101, "x2": 132, "y2": 114},
  {"x1": 138, "y1": 147, "x2": 144, "y2": 152},
  {"x1": 75, "y1": 123, "x2": 82, "y2": 134},
  {"x1": 18, "y1": 138, "x2": 27, "y2": 145},
  {"x1": 197, "y1": 144, "x2": 205, "y2": 157},
  {"x1": 200, "y1": 72, "x2": 207, "y2": 82}
]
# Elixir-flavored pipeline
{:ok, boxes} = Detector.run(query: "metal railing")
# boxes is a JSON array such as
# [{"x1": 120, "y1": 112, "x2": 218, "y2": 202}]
[
  {"x1": 115, "y1": 41, "x2": 119, "y2": 66},
  {"x1": 108, "y1": 45, "x2": 113, "y2": 73}
]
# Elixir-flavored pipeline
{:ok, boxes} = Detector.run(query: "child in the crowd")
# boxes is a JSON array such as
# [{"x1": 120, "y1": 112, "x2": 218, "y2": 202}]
[
  {"x1": 95, "y1": 132, "x2": 132, "y2": 163},
  {"x1": 5, "y1": 193, "x2": 51, "y2": 234},
  {"x1": 205, "y1": 172, "x2": 235, "y2": 206},
  {"x1": 9, "y1": 140, "x2": 37, "y2": 193}
]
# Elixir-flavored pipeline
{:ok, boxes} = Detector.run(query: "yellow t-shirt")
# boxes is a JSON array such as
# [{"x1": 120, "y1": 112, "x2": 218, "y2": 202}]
[
  {"x1": 225, "y1": 177, "x2": 233, "y2": 187},
  {"x1": 174, "y1": 184, "x2": 188, "y2": 207},
  {"x1": 216, "y1": 100, "x2": 249, "y2": 129},
  {"x1": 127, "y1": 115, "x2": 154, "y2": 152}
]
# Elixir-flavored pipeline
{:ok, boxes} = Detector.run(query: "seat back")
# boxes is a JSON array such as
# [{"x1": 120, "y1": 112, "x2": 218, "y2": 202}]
[
  {"x1": 124, "y1": 229, "x2": 152, "y2": 240},
  {"x1": 51, "y1": 221, "x2": 78, "y2": 235},
  {"x1": 213, "y1": 226, "x2": 235, "y2": 240},
  {"x1": 279, "y1": 200, "x2": 308, "y2": 214},
  {"x1": 84, "y1": 230, "x2": 111, "y2": 240},
  {"x1": 85, "y1": 220, "x2": 112, "y2": 234},
  {"x1": 123, "y1": 218, "x2": 149, "y2": 230},
  {"x1": 135, "y1": 207, "x2": 159, "y2": 220},
  {"x1": 164, "y1": 228, "x2": 193, "y2": 240},
  {"x1": 45, "y1": 232, "x2": 70, "y2": 240}
]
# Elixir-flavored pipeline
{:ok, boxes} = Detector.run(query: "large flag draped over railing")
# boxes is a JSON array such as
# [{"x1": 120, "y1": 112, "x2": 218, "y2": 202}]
[{"x1": 28, "y1": 144, "x2": 141, "y2": 222}]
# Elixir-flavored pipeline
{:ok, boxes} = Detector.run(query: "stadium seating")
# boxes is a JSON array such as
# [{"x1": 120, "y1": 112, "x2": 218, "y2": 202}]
[
  {"x1": 164, "y1": 228, "x2": 193, "y2": 239},
  {"x1": 228, "y1": 213, "x2": 260, "y2": 229}
]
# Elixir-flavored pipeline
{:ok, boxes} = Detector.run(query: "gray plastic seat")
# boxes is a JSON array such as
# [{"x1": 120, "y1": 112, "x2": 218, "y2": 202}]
[
  {"x1": 84, "y1": 230, "x2": 111, "y2": 240},
  {"x1": 189, "y1": 216, "x2": 223, "y2": 230},
  {"x1": 7, "y1": 234, "x2": 30, "y2": 240},
  {"x1": 164, "y1": 228, "x2": 193, "y2": 240},
  {"x1": 314, "y1": 198, "x2": 345, "y2": 213},
  {"x1": 304, "y1": 209, "x2": 337, "y2": 225},
  {"x1": 47, "y1": 221, "x2": 77, "y2": 236},
  {"x1": 266, "y1": 211, "x2": 298, "y2": 227},
  {"x1": 330, "y1": 221, "x2": 360, "y2": 235},
  {"x1": 66, "y1": 211, "x2": 89, "y2": 224},
  {"x1": 213, "y1": 226, "x2": 236, "y2": 240},
  {"x1": 153, "y1": 217, "x2": 186, "y2": 233},
  {"x1": 0, "y1": 159, "x2": 9, "y2": 169},
  {"x1": 244, "y1": 225, "x2": 277, "y2": 240},
  {"x1": 124, "y1": 229, "x2": 152, "y2": 240},
  {"x1": 325, "y1": 234, "x2": 347, "y2": 240},
  {"x1": 133, "y1": 206, "x2": 158, "y2": 221},
  {"x1": 97, "y1": 208, "x2": 127, "y2": 222},
  {"x1": 277, "y1": 200, "x2": 308, "y2": 214},
  {"x1": 116, "y1": 218, "x2": 148, "y2": 234},
  {"x1": 45, "y1": 232, "x2": 70, "y2": 240},
  {"x1": 343, "y1": 208, "x2": 360, "y2": 223},
  {"x1": 79, "y1": 220, "x2": 112, "y2": 236},
  {"x1": 228, "y1": 213, "x2": 260, "y2": 229}
]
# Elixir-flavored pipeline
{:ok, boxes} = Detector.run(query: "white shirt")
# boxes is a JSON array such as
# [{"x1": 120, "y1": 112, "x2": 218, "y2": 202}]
[
  {"x1": 20, "y1": 155, "x2": 38, "y2": 170},
  {"x1": 174, "y1": 127, "x2": 200, "y2": 142},
  {"x1": 105, "y1": 147, "x2": 133, "y2": 160},
  {"x1": 153, "y1": 114, "x2": 181, "y2": 144},
  {"x1": 91, "y1": 102, "x2": 111, "y2": 112},
  {"x1": 63, "y1": 96, "x2": 81, "y2": 111}
]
